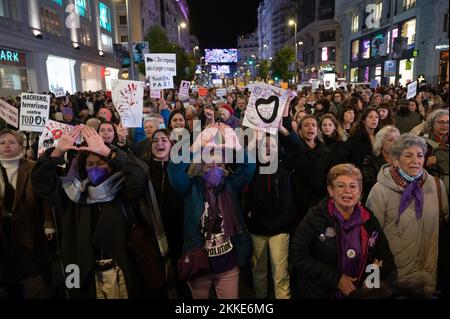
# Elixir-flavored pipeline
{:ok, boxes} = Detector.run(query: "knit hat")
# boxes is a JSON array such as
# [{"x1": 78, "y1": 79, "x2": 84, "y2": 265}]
[
  {"x1": 62, "y1": 107, "x2": 73, "y2": 116},
  {"x1": 220, "y1": 104, "x2": 234, "y2": 116}
]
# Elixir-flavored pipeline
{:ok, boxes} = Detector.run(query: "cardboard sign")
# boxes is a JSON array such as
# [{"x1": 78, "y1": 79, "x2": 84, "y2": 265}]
[
  {"x1": 145, "y1": 53, "x2": 176, "y2": 77},
  {"x1": 242, "y1": 82, "x2": 289, "y2": 134},
  {"x1": 179, "y1": 80, "x2": 190, "y2": 96},
  {"x1": 111, "y1": 79, "x2": 145, "y2": 128},
  {"x1": 406, "y1": 81, "x2": 417, "y2": 99},
  {"x1": 19, "y1": 93, "x2": 50, "y2": 132},
  {"x1": 216, "y1": 88, "x2": 227, "y2": 97},
  {"x1": 198, "y1": 87, "x2": 208, "y2": 97},
  {"x1": 38, "y1": 120, "x2": 82, "y2": 157},
  {"x1": 53, "y1": 87, "x2": 65, "y2": 98},
  {"x1": 0, "y1": 99, "x2": 19, "y2": 128},
  {"x1": 281, "y1": 82, "x2": 288, "y2": 90},
  {"x1": 149, "y1": 74, "x2": 174, "y2": 89},
  {"x1": 150, "y1": 90, "x2": 162, "y2": 99}
]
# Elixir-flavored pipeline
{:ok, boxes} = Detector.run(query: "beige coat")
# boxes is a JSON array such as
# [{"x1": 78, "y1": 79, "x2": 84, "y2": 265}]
[{"x1": 366, "y1": 165, "x2": 448, "y2": 294}]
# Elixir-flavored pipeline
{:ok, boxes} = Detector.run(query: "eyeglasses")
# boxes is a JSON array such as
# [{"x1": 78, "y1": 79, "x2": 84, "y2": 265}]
[
  {"x1": 333, "y1": 183, "x2": 360, "y2": 193},
  {"x1": 436, "y1": 120, "x2": 449, "y2": 126}
]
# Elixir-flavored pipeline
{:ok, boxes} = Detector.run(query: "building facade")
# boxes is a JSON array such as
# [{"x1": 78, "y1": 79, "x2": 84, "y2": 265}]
[
  {"x1": 295, "y1": 0, "x2": 342, "y2": 81},
  {"x1": 237, "y1": 31, "x2": 259, "y2": 79},
  {"x1": 257, "y1": 0, "x2": 293, "y2": 60},
  {"x1": 0, "y1": 0, "x2": 120, "y2": 96},
  {"x1": 336, "y1": 0, "x2": 448, "y2": 86}
]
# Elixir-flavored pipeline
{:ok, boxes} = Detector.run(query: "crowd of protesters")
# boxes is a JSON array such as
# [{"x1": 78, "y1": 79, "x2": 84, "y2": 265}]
[{"x1": 0, "y1": 80, "x2": 448, "y2": 299}]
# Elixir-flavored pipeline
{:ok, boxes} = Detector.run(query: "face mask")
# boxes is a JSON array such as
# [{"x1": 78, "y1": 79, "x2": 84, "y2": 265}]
[
  {"x1": 159, "y1": 122, "x2": 166, "y2": 129},
  {"x1": 86, "y1": 166, "x2": 110, "y2": 186},
  {"x1": 202, "y1": 167, "x2": 224, "y2": 188},
  {"x1": 399, "y1": 167, "x2": 423, "y2": 182}
]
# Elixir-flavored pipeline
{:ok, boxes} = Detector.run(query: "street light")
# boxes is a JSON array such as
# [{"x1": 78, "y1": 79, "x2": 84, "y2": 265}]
[
  {"x1": 289, "y1": 19, "x2": 298, "y2": 82},
  {"x1": 178, "y1": 22, "x2": 187, "y2": 46},
  {"x1": 263, "y1": 44, "x2": 268, "y2": 59}
]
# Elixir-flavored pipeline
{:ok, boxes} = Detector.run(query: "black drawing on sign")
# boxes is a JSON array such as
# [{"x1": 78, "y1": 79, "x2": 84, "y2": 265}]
[
  {"x1": 146, "y1": 57, "x2": 153, "y2": 63},
  {"x1": 255, "y1": 95, "x2": 279, "y2": 124}
]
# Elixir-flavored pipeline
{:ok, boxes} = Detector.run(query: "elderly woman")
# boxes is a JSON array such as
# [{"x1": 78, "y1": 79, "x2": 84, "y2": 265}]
[
  {"x1": 0, "y1": 129, "x2": 54, "y2": 298},
  {"x1": 422, "y1": 109, "x2": 449, "y2": 195},
  {"x1": 290, "y1": 164, "x2": 395, "y2": 299},
  {"x1": 361, "y1": 126, "x2": 400, "y2": 201},
  {"x1": 167, "y1": 124, "x2": 255, "y2": 299},
  {"x1": 366, "y1": 134, "x2": 448, "y2": 296},
  {"x1": 134, "y1": 117, "x2": 159, "y2": 160}
]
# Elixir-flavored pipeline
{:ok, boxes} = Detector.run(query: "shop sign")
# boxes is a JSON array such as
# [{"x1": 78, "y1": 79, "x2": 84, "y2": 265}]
[
  {"x1": 435, "y1": 44, "x2": 449, "y2": 50},
  {"x1": 0, "y1": 48, "x2": 26, "y2": 67}
]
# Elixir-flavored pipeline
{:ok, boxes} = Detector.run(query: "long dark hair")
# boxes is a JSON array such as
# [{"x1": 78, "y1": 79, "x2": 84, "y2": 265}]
[
  {"x1": 349, "y1": 107, "x2": 380, "y2": 139},
  {"x1": 97, "y1": 120, "x2": 119, "y2": 146},
  {"x1": 168, "y1": 109, "x2": 188, "y2": 130}
]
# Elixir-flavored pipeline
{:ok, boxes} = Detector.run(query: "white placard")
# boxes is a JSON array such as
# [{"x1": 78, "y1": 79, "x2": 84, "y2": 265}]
[
  {"x1": 216, "y1": 88, "x2": 227, "y2": 97},
  {"x1": 0, "y1": 99, "x2": 19, "y2": 128},
  {"x1": 149, "y1": 74, "x2": 174, "y2": 89},
  {"x1": 179, "y1": 80, "x2": 190, "y2": 96},
  {"x1": 145, "y1": 53, "x2": 177, "y2": 77},
  {"x1": 38, "y1": 120, "x2": 82, "y2": 157},
  {"x1": 242, "y1": 82, "x2": 289, "y2": 134},
  {"x1": 111, "y1": 79, "x2": 145, "y2": 128},
  {"x1": 406, "y1": 81, "x2": 417, "y2": 99},
  {"x1": 150, "y1": 90, "x2": 161, "y2": 99},
  {"x1": 19, "y1": 93, "x2": 50, "y2": 132},
  {"x1": 247, "y1": 83, "x2": 255, "y2": 92},
  {"x1": 53, "y1": 87, "x2": 65, "y2": 98}
]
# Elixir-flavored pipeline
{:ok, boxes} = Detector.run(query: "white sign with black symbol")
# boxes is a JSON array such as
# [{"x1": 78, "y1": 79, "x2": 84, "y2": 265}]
[{"x1": 242, "y1": 82, "x2": 289, "y2": 134}]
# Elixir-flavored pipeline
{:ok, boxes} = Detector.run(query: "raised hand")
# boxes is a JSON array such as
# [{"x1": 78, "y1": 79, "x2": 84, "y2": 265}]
[
  {"x1": 77, "y1": 125, "x2": 111, "y2": 157},
  {"x1": 52, "y1": 125, "x2": 82, "y2": 157},
  {"x1": 116, "y1": 123, "x2": 128, "y2": 144}
]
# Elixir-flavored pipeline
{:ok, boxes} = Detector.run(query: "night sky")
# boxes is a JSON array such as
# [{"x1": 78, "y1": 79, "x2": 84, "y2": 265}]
[{"x1": 187, "y1": 0, "x2": 261, "y2": 50}]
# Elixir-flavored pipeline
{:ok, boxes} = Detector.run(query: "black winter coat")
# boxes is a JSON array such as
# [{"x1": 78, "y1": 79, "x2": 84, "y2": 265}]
[
  {"x1": 292, "y1": 140, "x2": 335, "y2": 222},
  {"x1": 289, "y1": 198, "x2": 396, "y2": 299},
  {"x1": 338, "y1": 130, "x2": 373, "y2": 169},
  {"x1": 247, "y1": 126, "x2": 304, "y2": 236}
]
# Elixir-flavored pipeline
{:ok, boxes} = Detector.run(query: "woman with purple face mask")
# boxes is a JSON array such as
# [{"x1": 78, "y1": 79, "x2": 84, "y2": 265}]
[
  {"x1": 167, "y1": 123, "x2": 256, "y2": 299},
  {"x1": 31, "y1": 125, "x2": 173, "y2": 299}
]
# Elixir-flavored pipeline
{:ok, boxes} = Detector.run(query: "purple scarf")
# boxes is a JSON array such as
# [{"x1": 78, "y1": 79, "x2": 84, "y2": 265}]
[
  {"x1": 203, "y1": 184, "x2": 242, "y2": 239},
  {"x1": 398, "y1": 178, "x2": 424, "y2": 224},
  {"x1": 332, "y1": 204, "x2": 363, "y2": 279},
  {"x1": 223, "y1": 116, "x2": 240, "y2": 129},
  {"x1": 390, "y1": 167, "x2": 424, "y2": 224}
]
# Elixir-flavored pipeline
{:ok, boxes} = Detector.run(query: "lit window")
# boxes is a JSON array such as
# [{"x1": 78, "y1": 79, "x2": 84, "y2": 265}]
[
  {"x1": 351, "y1": 40, "x2": 360, "y2": 61},
  {"x1": 0, "y1": 0, "x2": 6, "y2": 17},
  {"x1": 401, "y1": 19, "x2": 416, "y2": 48},
  {"x1": 352, "y1": 15, "x2": 359, "y2": 33},
  {"x1": 75, "y1": 0, "x2": 90, "y2": 19},
  {"x1": 99, "y1": 2, "x2": 111, "y2": 32},
  {"x1": 404, "y1": 0, "x2": 416, "y2": 11},
  {"x1": 101, "y1": 33, "x2": 113, "y2": 53},
  {"x1": 375, "y1": 2, "x2": 382, "y2": 22},
  {"x1": 321, "y1": 47, "x2": 328, "y2": 61}
]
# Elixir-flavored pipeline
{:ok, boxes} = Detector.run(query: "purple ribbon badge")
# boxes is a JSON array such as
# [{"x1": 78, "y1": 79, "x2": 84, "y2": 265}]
[{"x1": 368, "y1": 231, "x2": 379, "y2": 247}]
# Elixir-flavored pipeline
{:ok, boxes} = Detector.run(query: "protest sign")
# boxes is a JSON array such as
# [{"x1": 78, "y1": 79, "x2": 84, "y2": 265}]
[
  {"x1": 198, "y1": 87, "x2": 208, "y2": 97},
  {"x1": 53, "y1": 87, "x2": 65, "y2": 98},
  {"x1": 19, "y1": 93, "x2": 50, "y2": 132},
  {"x1": 242, "y1": 82, "x2": 289, "y2": 134},
  {"x1": 216, "y1": 88, "x2": 227, "y2": 97},
  {"x1": 406, "y1": 81, "x2": 417, "y2": 99},
  {"x1": 150, "y1": 90, "x2": 162, "y2": 99},
  {"x1": 0, "y1": 99, "x2": 19, "y2": 128},
  {"x1": 149, "y1": 74, "x2": 174, "y2": 89},
  {"x1": 111, "y1": 79, "x2": 145, "y2": 128},
  {"x1": 37, "y1": 120, "x2": 82, "y2": 157},
  {"x1": 179, "y1": 80, "x2": 190, "y2": 96},
  {"x1": 145, "y1": 53, "x2": 176, "y2": 77}
]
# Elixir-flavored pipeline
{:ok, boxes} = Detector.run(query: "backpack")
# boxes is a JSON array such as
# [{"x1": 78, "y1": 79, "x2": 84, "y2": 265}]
[{"x1": 425, "y1": 136, "x2": 449, "y2": 195}]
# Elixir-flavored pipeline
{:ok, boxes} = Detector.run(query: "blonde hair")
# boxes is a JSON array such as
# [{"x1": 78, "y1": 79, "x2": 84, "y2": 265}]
[{"x1": 327, "y1": 164, "x2": 363, "y2": 188}]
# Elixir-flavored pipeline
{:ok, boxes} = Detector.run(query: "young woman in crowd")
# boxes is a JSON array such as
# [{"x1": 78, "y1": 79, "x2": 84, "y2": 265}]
[
  {"x1": 167, "y1": 123, "x2": 255, "y2": 299},
  {"x1": 0, "y1": 129, "x2": 54, "y2": 298},
  {"x1": 339, "y1": 107, "x2": 380, "y2": 169},
  {"x1": 32, "y1": 125, "x2": 172, "y2": 299},
  {"x1": 319, "y1": 113, "x2": 346, "y2": 153},
  {"x1": 293, "y1": 115, "x2": 335, "y2": 222}
]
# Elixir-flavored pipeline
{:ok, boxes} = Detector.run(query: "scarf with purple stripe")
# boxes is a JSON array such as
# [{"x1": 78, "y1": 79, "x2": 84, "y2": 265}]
[
  {"x1": 389, "y1": 166, "x2": 425, "y2": 225},
  {"x1": 332, "y1": 203, "x2": 363, "y2": 280},
  {"x1": 203, "y1": 182, "x2": 242, "y2": 239}
]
